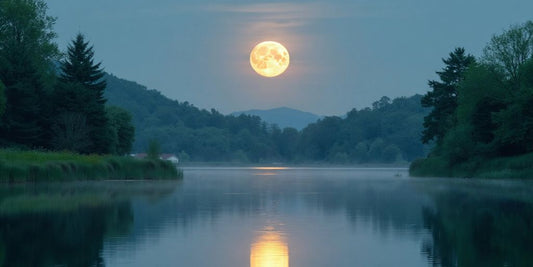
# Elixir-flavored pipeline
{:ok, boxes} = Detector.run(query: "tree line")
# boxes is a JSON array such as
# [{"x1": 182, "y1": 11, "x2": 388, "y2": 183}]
[
  {"x1": 412, "y1": 21, "x2": 533, "y2": 176},
  {"x1": 0, "y1": 0, "x2": 134, "y2": 154},
  {"x1": 105, "y1": 74, "x2": 429, "y2": 163}
]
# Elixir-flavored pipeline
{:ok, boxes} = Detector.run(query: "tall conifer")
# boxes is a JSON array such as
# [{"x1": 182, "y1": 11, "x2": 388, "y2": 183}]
[
  {"x1": 59, "y1": 34, "x2": 110, "y2": 153},
  {"x1": 421, "y1": 48, "x2": 475, "y2": 144}
]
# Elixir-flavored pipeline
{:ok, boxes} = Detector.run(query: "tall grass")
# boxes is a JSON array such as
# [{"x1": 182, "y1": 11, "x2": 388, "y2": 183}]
[{"x1": 0, "y1": 149, "x2": 183, "y2": 183}]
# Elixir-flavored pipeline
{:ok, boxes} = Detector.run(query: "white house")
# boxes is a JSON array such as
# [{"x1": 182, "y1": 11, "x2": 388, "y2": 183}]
[
  {"x1": 130, "y1": 153, "x2": 179, "y2": 165},
  {"x1": 160, "y1": 154, "x2": 179, "y2": 165}
]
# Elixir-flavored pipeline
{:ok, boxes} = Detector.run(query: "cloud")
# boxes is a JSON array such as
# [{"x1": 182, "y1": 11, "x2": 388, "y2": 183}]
[{"x1": 205, "y1": 2, "x2": 350, "y2": 22}]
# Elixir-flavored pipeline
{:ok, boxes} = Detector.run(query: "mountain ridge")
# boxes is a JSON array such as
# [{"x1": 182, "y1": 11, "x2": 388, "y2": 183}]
[{"x1": 231, "y1": 107, "x2": 322, "y2": 130}]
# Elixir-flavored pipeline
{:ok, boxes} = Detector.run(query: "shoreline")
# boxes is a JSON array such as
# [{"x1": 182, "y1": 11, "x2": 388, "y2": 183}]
[
  {"x1": 409, "y1": 152, "x2": 533, "y2": 179},
  {"x1": 179, "y1": 161, "x2": 410, "y2": 168},
  {"x1": 0, "y1": 149, "x2": 183, "y2": 183}
]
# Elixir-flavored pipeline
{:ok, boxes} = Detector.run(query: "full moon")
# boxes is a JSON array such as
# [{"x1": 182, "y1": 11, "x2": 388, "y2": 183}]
[{"x1": 250, "y1": 41, "x2": 290, "y2": 77}]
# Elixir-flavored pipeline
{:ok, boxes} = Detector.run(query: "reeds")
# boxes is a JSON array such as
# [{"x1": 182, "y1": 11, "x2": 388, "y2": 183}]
[{"x1": 0, "y1": 149, "x2": 183, "y2": 183}]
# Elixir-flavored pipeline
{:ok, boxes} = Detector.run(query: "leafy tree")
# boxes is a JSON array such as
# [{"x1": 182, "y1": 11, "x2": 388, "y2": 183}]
[
  {"x1": 492, "y1": 60, "x2": 533, "y2": 155},
  {"x1": 277, "y1": 127, "x2": 299, "y2": 160},
  {"x1": 368, "y1": 138, "x2": 385, "y2": 161},
  {"x1": 483, "y1": 21, "x2": 533, "y2": 84},
  {"x1": 147, "y1": 139, "x2": 161, "y2": 160},
  {"x1": 372, "y1": 96, "x2": 391, "y2": 110},
  {"x1": 421, "y1": 48, "x2": 475, "y2": 144},
  {"x1": 60, "y1": 33, "x2": 110, "y2": 153},
  {"x1": 50, "y1": 112, "x2": 90, "y2": 152},
  {"x1": 0, "y1": 0, "x2": 58, "y2": 78},
  {"x1": 352, "y1": 141, "x2": 369, "y2": 163},
  {"x1": 0, "y1": 0, "x2": 59, "y2": 147},
  {"x1": 106, "y1": 106, "x2": 135, "y2": 155},
  {"x1": 382, "y1": 144, "x2": 402, "y2": 163}
]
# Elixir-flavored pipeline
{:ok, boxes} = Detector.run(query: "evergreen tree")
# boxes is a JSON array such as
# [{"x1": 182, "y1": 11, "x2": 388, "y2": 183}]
[
  {"x1": 0, "y1": 0, "x2": 59, "y2": 147},
  {"x1": 60, "y1": 34, "x2": 106, "y2": 98},
  {"x1": 59, "y1": 34, "x2": 110, "y2": 153},
  {"x1": 421, "y1": 48, "x2": 475, "y2": 144}
]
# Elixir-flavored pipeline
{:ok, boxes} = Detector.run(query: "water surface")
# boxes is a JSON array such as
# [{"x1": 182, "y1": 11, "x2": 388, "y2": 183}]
[{"x1": 1, "y1": 167, "x2": 533, "y2": 266}]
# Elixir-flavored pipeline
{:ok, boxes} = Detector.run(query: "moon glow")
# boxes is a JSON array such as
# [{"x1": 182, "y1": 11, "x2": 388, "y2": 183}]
[
  {"x1": 250, "y1": 41, "x2": 290, "y2": 77},
  {"x1": 250, "y1": 231, "x2": 289, "y2": 267}
]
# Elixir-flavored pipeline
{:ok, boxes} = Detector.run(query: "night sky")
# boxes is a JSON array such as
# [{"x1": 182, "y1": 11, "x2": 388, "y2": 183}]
[{"x1": 47, "y1": 0, "x2": 533, "y2": 115}]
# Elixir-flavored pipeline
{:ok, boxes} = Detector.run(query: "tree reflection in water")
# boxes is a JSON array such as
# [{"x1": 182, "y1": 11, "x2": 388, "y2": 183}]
[
  {"x1": 422, "y1": 189, "x2": 533, "y2": 266},
  {"x1": 0, "y1": 181, "x2": 178, "y2": 267}
]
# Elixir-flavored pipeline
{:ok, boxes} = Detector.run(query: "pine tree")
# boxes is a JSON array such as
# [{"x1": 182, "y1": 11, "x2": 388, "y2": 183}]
[
  {"x1": 421, "y1": 48, "x2": 475, "y2": 144},
  {"x1": 59, "y1": 33, "x2": 111, "y2": 154},
  {"x1": 60, "y1": 34, "x2": 106, "y2": 101}
]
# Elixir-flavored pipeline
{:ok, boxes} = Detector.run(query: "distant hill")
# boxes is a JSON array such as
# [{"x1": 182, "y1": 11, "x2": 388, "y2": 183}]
[
  {"x1": 231, "y1": 107, "x2": 321, "y2": 130},
  {"x1": 103, "y1": 73, "x2": 280, "y2": 161},
  {"x1": 104, "y1": 73, "x2": 429, "y2": 163}
]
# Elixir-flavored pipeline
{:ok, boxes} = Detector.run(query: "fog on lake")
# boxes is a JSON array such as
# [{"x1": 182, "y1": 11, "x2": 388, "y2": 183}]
[{"x1": 1, "y1": 167, "x2": 533, "y2": 266}]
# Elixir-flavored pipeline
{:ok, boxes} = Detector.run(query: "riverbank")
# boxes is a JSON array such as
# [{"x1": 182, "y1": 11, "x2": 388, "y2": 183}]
[
  {"x1": 0, "y1": 149, "x2": 182, "y2": 183},
  {"x1": 180, "y1": 161, "x2": 410, "y2": 168},
  {"x1": 409, "y1": 152, "x2": 533, "y2": 179}
]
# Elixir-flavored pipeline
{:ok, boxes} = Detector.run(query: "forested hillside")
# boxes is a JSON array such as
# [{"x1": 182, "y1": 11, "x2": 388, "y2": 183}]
[
  {"x1": 231, "y1": 107, "x2": 322, "y2": 130},
  {"x1": 105, "y1": 74, "x2": 430, "y2": 163},
  {"x1": 300, "y1": 95, "x2": 430, "y2": 163}
]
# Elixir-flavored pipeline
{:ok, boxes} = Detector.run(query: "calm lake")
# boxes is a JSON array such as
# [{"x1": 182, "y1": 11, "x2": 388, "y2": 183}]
[{"x1": 1, "y1": 167, "x2": 533, "y2": 266}]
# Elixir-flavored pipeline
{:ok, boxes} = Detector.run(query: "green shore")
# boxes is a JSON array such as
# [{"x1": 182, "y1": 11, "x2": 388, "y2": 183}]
[
  {"x1": 0, "y1": 149, "x2": 182, "y2": 183},
  {"x1": 409, "y1": 152, "x2": 533, "y2": 179}
]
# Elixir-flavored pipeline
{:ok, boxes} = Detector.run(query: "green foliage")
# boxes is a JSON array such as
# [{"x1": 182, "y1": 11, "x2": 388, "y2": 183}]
[
  {"x1": 0, "y1": 80, "x2": 5, "y2": 118},
  {"x1": 439, "y1": 124, "x2": 476, "y2": 165},
  {"x1": 2, "y1": 77, "x2": 45, "y2": 147},
  {"x1": 106, "y1": 106, "x2": 134, "y2": 155},
  {"x1": 0, "y1": 0, "x2": 59, "y2": 148},
  {"x1": 483, "y1": 21, "x2": 533, "y2": 84},
  {"x1": 105, "y1": 75, "x2": 429, "y2": 163},
  {"x1": 413, "y1": 21, "x2": 533, "y2": 178},
  {"x1": 50, "y1": 112, "x2": 90, "y2": 152},
  {"x1": 0, "y1": 0, "x2": 59, "y2": 75},
  {"x1": 59, "y1": 34, "x2": 110, "y2": 154},
  {"x1": 147, "y1": 140, "x2": 161, "y2": 160},
  {"x1": 421, "y1": 47, "x2": 475, "y2": 144},
  {"x1": 409, "y1": 157, "x2": 450, "y2": 177},
  {"x1": 0, "y1": 149, "x2": 181, "y2": 182},
  {"x1": 60, "y1": 34, "x2": 106, "y2": 93},
  {"x1": 455, "y1": 64, "x2": 507, "y2": 125}
]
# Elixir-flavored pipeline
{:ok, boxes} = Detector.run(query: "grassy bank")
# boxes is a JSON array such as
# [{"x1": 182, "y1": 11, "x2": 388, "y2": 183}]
[
  {"x1": 0, "y1": 149, "x2": 182, "y2": 183},
  {"x1": 410, "y1": 152, "x2": 533, "y2": 179}
]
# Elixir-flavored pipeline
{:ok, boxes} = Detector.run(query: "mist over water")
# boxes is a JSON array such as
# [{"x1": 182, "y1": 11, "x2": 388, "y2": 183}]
[{"x1": 2, "y1": 168, "x2": 533, "y2": 266}]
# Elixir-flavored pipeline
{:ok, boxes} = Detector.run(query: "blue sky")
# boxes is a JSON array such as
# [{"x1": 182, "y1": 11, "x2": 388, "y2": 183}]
[{"x1": 46, "y1": 0, "x2": 533, "y2": 115}]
